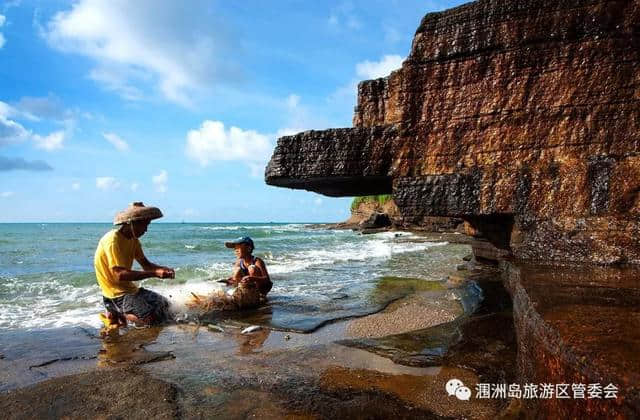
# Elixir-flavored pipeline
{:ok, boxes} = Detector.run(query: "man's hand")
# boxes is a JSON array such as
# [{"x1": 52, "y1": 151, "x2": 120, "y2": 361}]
[{"x1": 154, "y1": 267, "x2": 175, "y2": 279}]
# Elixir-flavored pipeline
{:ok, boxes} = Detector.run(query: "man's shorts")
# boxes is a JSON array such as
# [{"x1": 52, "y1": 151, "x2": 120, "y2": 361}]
[{"x1": 103, "y1": 288, "x2": 171, "y2": 323}]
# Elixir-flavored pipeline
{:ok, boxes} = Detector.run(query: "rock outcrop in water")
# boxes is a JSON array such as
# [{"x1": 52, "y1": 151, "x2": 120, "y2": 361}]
[
  {"x1": 266, "y1": 0, "x2": 640, "y2": 265},
  {"x1": 340, "y1": 197, "x2": 464, "y2": 232}
]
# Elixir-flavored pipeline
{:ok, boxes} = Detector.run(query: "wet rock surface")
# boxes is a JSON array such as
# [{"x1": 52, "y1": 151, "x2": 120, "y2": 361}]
[
  {"x1": 0, "y1": 368, "x2": 180, "y2": 420},
  {"x1": 265, "y1": 0, "x2": 640, "y2": 265},
  {"x1": 338, "y1": 268, "x2": 516, "y2": 384},
  {"x1": 360, "y1": 211, "x2": 392, "y2": 229},
  {"x1": 502, "y1": 262, "x2": 640, "y2": 417},
  {"x1": 0, "y1": 327, "x2": 101, "y2": 392}
]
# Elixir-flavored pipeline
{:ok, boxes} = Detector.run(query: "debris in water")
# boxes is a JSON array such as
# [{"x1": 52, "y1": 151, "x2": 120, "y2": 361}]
[
  {"x1": 207, "y1": 324, "x2": 225, "y2": 333},
  {"x1": 241, "y1": 325, "x2": 262, "y2": 334}
]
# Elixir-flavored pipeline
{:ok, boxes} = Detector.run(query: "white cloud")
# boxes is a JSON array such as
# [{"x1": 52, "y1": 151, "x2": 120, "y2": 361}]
[
  {"x1": 71, "y1": 182, "x2": 80, "y2": 190},
  {"x1": 89, "y1": 66, "x2": 146, "y2": 101},
  {"x1": 0, "y1": 116, "x2": 30, "y2": 145},
  {"x1": 0, "y1": 101, "x2": 30, "y2": 146},
  {"x1": 152, "y1": 169, "x2": 168, "y2": 193},
  {"x1": 0, "y1": 99, "x2": 70, "y2": 150},
  {"x1": 328, "y1": 54, "x2": 404, "y2": 115},
  {"x1": 0, "y1": 156, "x2": 52, "y2": 171},
  {"x1": 103, "y1": 132, "x2": 130, "y2": 152},
  {"x1": 1, "y1": 191, "x2": 14, "y2": 198},
  {"x1": 130, "y1": 182, "x2": 139, "y2": 192},
  {"x1": 12, "y1": 94, "x2": 73, "y2": 122},
  {"x1": 185, "y1": 95, "x2": 333, "y2": 176},
  {"x1": 314, "y1": 197, "x2": 323, "y2": 206},
  {"x1": 43, "y1": 0, "x2": 238, "y2": 106},
  {"x1": 185, "y1": 120, "x2": 272, "y2": 167},
  {"x1": 355, "y1": 55, "x2": 403, "y2": 79},
  {"x1": 96, "y1": 176, "x2": 120, "y2": 190},
  {"x1": 276, "y1": 93, "x2": 331, "y2": 138},
  {"x1": 32, "y1": 130, "x2": 65, "y2": 150}
]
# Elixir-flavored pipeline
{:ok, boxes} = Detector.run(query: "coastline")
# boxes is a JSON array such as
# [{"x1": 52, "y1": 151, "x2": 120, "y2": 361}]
[{"x1": 0, "y1": 246, "x2": 520, "y2": 419}]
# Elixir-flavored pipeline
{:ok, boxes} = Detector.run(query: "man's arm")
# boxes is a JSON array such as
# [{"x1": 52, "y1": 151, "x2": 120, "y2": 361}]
[
  {"x1": 135, "y1": 250, "x2": 175, "y2": 278},
  {"x1": 112, "y1": 266, "x2": 169, "y2": 282}
]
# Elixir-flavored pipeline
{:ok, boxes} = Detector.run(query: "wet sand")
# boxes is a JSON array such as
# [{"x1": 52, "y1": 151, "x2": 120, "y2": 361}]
[
  {"x1": 346, "y1": 291, "x2": 461, "y2": 338},
  {"x1": 0, "y1": 259, "x2": 517, "y2": 419}
]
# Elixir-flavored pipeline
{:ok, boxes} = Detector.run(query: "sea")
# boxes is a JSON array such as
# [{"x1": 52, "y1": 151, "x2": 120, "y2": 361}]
[{"x1": 0, "y1": 223, "x2": 471, "y2": 332}]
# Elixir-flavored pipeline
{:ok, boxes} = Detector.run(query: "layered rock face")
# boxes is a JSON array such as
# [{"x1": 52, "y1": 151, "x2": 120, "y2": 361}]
[
  {"x1": 266, "y1": 0, "x2": 640, "y2": 264},
  {"x1": 502, "y1": 262, "x2": 640, "y2": 416}
]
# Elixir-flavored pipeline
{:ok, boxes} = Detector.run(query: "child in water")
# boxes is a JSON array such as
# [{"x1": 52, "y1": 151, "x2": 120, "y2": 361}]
[{"x1": 225, "y1": 236, "x2": 272, "y2": 296}]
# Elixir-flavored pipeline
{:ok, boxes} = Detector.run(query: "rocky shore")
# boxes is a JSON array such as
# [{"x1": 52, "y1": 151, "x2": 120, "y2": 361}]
[
  {"x1": 264, "y1": 0, "x2": 640, "y2": 416},
  {"x1": 311, "y1": 196, "x2": 466, "y2": 235},
  {"x1": 1, "y1": 249, "x2": 523, "y2": 419}
]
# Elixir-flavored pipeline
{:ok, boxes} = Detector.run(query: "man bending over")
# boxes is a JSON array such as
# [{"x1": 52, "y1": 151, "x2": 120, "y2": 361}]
[{"x1": 95, "y1": 202, "x2": 174, "y2": 328}]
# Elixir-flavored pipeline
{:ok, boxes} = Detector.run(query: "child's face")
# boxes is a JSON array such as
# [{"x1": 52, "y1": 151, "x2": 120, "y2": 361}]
[{"x1": 234, "y1": 243, "x2": 251, "y2": 257}]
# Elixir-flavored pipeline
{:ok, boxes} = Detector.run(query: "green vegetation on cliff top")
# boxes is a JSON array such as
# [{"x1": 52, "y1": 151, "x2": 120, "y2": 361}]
[{"x1": 350, "y1": 195, "x2": 392, "y2": 212}]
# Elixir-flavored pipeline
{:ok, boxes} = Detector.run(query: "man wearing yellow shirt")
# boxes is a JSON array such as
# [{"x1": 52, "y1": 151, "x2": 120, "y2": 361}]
[{"x1": 95, "y1": 202, "x2": 175, "y2": 326}]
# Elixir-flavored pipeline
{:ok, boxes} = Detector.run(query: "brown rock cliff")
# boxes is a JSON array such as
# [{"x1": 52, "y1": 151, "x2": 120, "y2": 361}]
[{"x1": 266, "y1": 0, "x2": 640, "y2": 265}]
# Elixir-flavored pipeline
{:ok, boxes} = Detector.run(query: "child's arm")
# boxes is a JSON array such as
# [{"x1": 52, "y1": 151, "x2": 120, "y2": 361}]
[
  {"x1": 241, "y1": 258, "x2": 272, "y2": 294},
  {"x1": 227, "y1": 261, "x2": 242, "y2": 285}
]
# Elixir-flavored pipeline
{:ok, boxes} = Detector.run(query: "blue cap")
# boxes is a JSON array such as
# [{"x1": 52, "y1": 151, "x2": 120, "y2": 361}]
[{"x1": 224, "y1": 236, "x2": 254, "y2": 250}]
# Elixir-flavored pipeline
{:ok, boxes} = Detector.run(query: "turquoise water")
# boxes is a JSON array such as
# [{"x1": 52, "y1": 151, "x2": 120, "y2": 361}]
[{"x1": 0, "y1": 223, "x2": 469, "y2": 331}]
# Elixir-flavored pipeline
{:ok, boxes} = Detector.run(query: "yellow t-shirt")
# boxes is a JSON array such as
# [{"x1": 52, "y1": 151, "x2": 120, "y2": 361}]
[{"x1": 94, "y1": 229, "x2": 143, "y2": 299}]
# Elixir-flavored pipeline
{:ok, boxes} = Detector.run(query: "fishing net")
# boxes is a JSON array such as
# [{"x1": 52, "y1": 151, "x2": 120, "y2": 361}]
[{"x1": 186, "y1": 283, "x2": 265, "y2": 314}]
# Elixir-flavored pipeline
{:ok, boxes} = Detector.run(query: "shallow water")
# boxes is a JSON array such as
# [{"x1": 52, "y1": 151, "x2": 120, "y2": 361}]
[{"x1": 0, "y1": 223, "x2": 469, "y2": 331}]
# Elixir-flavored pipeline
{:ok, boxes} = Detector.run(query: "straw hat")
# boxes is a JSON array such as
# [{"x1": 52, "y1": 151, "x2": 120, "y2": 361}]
[{"x1": 113, "y1": 202, "x2": 163, "y2": 225}]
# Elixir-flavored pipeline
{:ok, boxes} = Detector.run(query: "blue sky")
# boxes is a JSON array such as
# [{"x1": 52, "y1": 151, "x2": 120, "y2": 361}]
[{"x1": 0, "y1": 0, "x2": 461, "y2": 222}]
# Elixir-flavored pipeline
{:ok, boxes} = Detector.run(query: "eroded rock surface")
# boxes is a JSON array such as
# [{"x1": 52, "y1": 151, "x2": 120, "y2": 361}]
[
  {"x1": 502, "y1": 262, "x2": 640, "y2": 417},
  {"x1": 266, "y1": 0, "x2": 640, "y2": 264}
]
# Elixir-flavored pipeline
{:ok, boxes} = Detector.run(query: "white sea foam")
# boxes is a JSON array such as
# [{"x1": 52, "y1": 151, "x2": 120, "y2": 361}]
[
  {"x1": 266, "y1": 236, "x2": 447, "y2": 275},
  {"x1": 0, "y1": 279, "x2": 228, "y2": 330},
  {"x1": 199, "y1": 226, "x2": 242, "y2": 231},
  {"x1": 0, "y1": 227, "x2": 452, "y2": 330},
  {"x1": 0, "y1": 280, "x2": 104, "y2": 330},
  {"x1": 198, "y1": 224, "x2": 307, "y2": 232}
]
